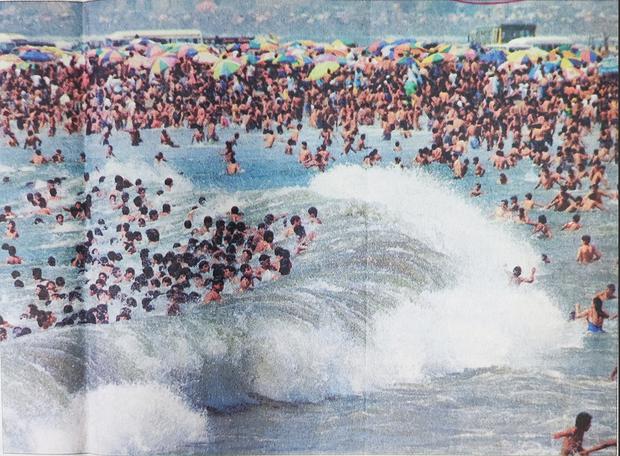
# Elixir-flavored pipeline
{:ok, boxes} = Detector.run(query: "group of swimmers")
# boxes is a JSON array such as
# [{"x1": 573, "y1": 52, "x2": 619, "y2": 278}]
[{"x1": 1, "y1": 132, "x2": 323, "y2": 335}]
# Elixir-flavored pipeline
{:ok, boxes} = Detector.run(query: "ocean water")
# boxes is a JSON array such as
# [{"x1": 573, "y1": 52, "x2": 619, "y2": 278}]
[{"x1": 0, "y1": 121, "x2": 617, "y2": 455}]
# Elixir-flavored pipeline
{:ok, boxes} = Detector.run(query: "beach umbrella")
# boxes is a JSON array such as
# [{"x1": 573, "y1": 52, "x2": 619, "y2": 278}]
[
  {"x1": 245, "y1": 53, "x2": 259, "y2": 65},
  {"x1": 150, "y1": 55, "x2": 177, "y2": 75},
  {"x1": 253, "y1": 35, "x2": 279, "y2": 52},
  {"x1": 126, "y1": 39, "x2": 149, "y2": 53},
  {"x1": 579, "y1": 49, "x2": 597, "y2": 63},
  {"x1": 420, "y1": 52, "x2": 453, "y2": 66},
  {"x1": 213, "y1": 58, "x2": 241, "y2": 79},
  {"x1": 308, "y1": 61, "x2": 340, "y2": 81},
  {"x1": 19, "y1": 49, "x2": 54, "y2": 62},
  {"x1": 396, "y1": 56, "x2": 414, "y2": 66},
  {"x1": 163, "y1": 43, "x2": 181, "y2": 53},
  {"x1": 436, "y1": 44, "x2": 452, "y2": 53},
  {"x1": 314, "y1": 53, "x2": 339, "y2": 63},
  {"x1": 194, "y1": 51, "x2": 219, "y2": 64},
  {"x1": 177, "y1": 45, "x2": 198, "y2": 59},
  {"x1": 37, "y1": 46, "x2": 65, "y2": 58},
  {"x1": 329, "y1": 39, "x2": 349, "y2": 52},
  {"x1": 507, "y1": 48, "x2": 545, "y2": 64},
  {"x1": 560, "y1": 57, "x2": 577, "y2": 71},
  {"x1": 542, "y1": 61, "x2": 561, "y2": 73},
  {"x1": 480, "y1": 49, "x2": 506, "y2": 64},
  {"x1": 99, "y1": 49, "x2": 124, "y2": 64},
  {"x1": 126, "y1": 54, "x2": 150, "y2": 69},
  {"x1": 368, "y1": 39, "x2": 387, "y2": 55},
  {"x1": 0, "y1": 55, "x2": 23, "y2": 71},
  {"x1": 275, "y1": 54, "x2": 298, "y2": 65},
  {"x1": 258, "y1": 52, "x2": 276, "y2": 64},
  {"x1": 559, "y1": 50, "x2": 582, "y2": 67},
  {"x1": 338, "y1": 38, "x2": 356, "y2": 47},
  {"x1": 147, "y1": 44, "x2": 166, "y2": 58},
  {"x1": 260, "y1": 42, "x2": 278, "y2": 52}
]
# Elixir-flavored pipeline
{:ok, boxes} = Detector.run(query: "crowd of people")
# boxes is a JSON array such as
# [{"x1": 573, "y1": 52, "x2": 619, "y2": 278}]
[
  {"x1": 1, "y1": 170, "x2": 322, "y2": 335},
  {"x1": 0, "y1": 35, "x2": 618, "y2": 453}
]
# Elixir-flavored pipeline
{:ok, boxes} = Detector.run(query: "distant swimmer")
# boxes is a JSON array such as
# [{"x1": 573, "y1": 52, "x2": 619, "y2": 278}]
[
  {"x1": 553, "y1": 412, "x2": 616, "y2": 456},
  {"x1": 160, "y1": 129, "x2": 179, "y2": 148},
  {"x1": 105, "y1": 145, "x2": 116, "y2": 159},
  {"x1": 509, "y1": 266, "x2": 536, "y2": 286},
  {"x1": 576, "y1": 235, "x2": 602, "y2": 264},
  {"x1": 226, "y1": 158, "x2": 240, "y2": 175}
]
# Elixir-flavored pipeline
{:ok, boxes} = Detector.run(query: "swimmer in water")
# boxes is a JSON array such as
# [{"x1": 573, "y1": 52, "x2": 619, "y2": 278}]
[
  {"x1": 554, "y1": 413, "x2": 617, "y2": 455},
  {"x1": 594, "y1": 284, "x2": 616, "y2": 302},
  {"x1": 574, "y1": 297, "x2": 616, "y2": 333},
  {"x1": 576, "y1": 235, "x2": 602, "y2": 264},
  {"x1": 509, "y1": 265, "x2": 536, "y2": 286},
  {"x1": 532, "y1": 214, "x2": 553, "y2": 239},
  {"x1": 561, "y1": 214, "x2": 582, "y2": 232}
]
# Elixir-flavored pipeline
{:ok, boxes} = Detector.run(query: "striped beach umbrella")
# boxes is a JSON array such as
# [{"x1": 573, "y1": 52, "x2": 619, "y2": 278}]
[
  {"x1": 177, "y1": 45, "x2": 198, "y2": 59},
  {"x1": 99, "y1": 49, "x2": 124, "y2": 64},
  {"x1": 420, "y1": 52, "x2": 454, "y2": 66},
  {"x1": 147, "y1": 44, "x2": 166, "y2": 58},
  {"x1": 150, "y1": 55, "x2": 177, "y2": 75},
  {"x1": 579, "y1": 49, "x2": 597, "y2": 63},
  {"x1": 212, "y1": 58, "x2": 241, "y2": 79}
]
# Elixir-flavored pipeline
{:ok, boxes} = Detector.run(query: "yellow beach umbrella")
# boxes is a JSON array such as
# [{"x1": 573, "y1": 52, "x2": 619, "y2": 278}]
[{"x1": 308, "y1": 61, "x2": 340, "y2": 80}]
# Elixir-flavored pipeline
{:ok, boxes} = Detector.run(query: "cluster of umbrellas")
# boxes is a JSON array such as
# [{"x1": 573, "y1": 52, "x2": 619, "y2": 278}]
[{"x1": 0, "y1": 35, "x2": 617, "y2": 83}]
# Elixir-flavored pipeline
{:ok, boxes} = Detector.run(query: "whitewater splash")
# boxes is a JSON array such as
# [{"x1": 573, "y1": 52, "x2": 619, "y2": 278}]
[
  {"x1": 1, "y1": 163, "x2": 579, "y2": 454},
  {"x1": 25, "y1": 383, "x2": 205, "y2": 454}
]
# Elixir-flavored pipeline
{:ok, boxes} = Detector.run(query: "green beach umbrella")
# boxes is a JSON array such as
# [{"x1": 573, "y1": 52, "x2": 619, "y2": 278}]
[{"x1": 213, "y1": 58, "x2": 241, "y2": 79}]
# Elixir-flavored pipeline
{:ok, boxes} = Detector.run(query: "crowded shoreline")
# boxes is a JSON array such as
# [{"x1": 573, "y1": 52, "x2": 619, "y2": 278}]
[{"x1": 0, "y1": 32, "x2": 618, "y2": 454}]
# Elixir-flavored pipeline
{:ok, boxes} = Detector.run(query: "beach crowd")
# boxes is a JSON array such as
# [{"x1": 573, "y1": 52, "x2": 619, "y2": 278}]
[{"x1": 0, "y1": 34, "x2": 618, "y2": 454}]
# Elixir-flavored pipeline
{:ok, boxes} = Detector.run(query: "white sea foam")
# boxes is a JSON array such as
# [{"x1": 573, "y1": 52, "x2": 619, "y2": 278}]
[{"x1": 28, "y1": 383, "x2": 206, "y2": 455}]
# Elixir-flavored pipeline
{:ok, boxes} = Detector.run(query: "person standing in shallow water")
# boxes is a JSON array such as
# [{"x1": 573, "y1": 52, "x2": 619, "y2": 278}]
[
  {"x1": 574, "y1": 297, "x2": 616, "y2": 333},
  {"x1": 554, "y1": 412, "x2": 617, "y2": 455},
  {"x1": 576, "y1": 235, "x2": 602, "y2": 264}
]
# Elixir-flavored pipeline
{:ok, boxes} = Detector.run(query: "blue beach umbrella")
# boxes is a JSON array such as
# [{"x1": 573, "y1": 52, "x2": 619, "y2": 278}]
[
  {"x1": 19, "y1": 49, "x2": 54, "y2": 62},
  {"x1": 480, "y1": 49, "x2": 506, "y2": 65}
]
